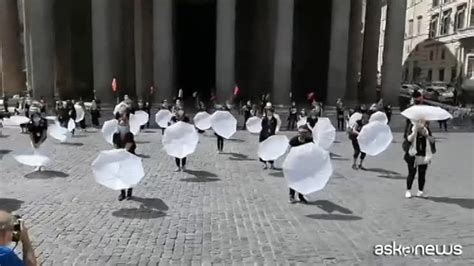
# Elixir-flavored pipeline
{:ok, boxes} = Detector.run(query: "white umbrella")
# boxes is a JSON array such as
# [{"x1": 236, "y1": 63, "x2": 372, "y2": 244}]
[
  {"x1": 162, "y1": 121, "x2": 199, "y2": 159},
  {"x1": 348, "y1": 112, "x2": 362, "y2": 128},
  {"x1": 67, "y1": 118, "x2": 76, "y2": 132},
  {"x1": 2, "y1": 115, "x2": 30, "y2": 127},
  {"x1": 74, "y1": 105, "x2": 85, "y2": 122},
  {"x1": 45, "y1": 116, "x2": 58, "y2": 121},
  {"x1": 312, "y1": 117, "x2": 336, "y2": 150},
  {"x1": 296, "y1": 117, "x2": 307, "y2": 128},
  {"x1": 401, "y1": 105, "x2": 453, "y2": 121},
  {"x1": 91, "y1": 149, "x2": 144, "y2": 190},
  {"x1": 113, "y1": 102, "x2": 128, "y2": 115},
  {"x1": 210, "y1": 111, "x2": 237, "y2": 139},
  {"x1": 132, "y1": 111, "x2": 149, "y2": 126},
  {"x1": 283, "y1": 143, "x2": 333, "y2": 195},
  {"x1": 155, "y1": 109, "x2": 172, "y2": 128},
  {"x1": 257, "y1": 135, "x2": 289, "y2": 161},
  {"x1": 246, "y1": 116, "x2": 262, "y2": 134},
  {"x1": 14, "y1": 149, "x2": 51, "y2": 167},
  {"x1": 193, "y1": 111, "x2": 211, "y2": 130},
  {"x1": 101, "y1": 119, "x2": 118, "y2": 145},
  {"x1": 48, "y1": 122, "x2": 69, "y2": 142},
  {"x1": 274, "y1": 113, "x2": 282, "y2": 133},
  {"x1": 369, "y1": 111, "x2": 388, "y2": 124},
  {"x1": 357, "y1": 121, "x2": 393, "y2": 156}
]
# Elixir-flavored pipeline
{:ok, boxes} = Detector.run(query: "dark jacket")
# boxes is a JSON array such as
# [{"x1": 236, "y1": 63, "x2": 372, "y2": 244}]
[
  {"x1": 113, "y1": 132, "x2": 136, "y2": 154},
  {"x1": 289, "y1": 136, "x2": 313, "y2": 147},
  {"x1": 260, "y1": 116, "x2": 277, "y2": 142}
]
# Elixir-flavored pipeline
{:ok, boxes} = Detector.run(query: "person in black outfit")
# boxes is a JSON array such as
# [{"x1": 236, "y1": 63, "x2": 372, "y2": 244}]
[
  {"x1": 144, "y1": 101, "x2": 151, "y2": 128},
  {"x1": 65, "y1": 100, "x2": 76, "y2": 135},
  {"x1": 215, "y1": 105, "x2": 229, "y2": 153},
  {"x1": 260, "y1": 108, "x2": 278, "y2": 169},
  {"x1": 287, "y1": 102, "x2": 298, "y2": 131},
  {"x1": 384, "y1": 103, "x2": 392, "y2": 124},
  {"x1": 90, "y1": 100, "x2": 101, "y2": 127},
  {"x1": 288, "y1": 125, "x2": 312, "y2": 204},
  {"x1": 27, "y1": 111, "x2": 48, "y2": 172},
  {"x1": 241, "y1": 100, "x2": 252, "y2": 130},
  {"x1": 113, "y1": 115, "x2": 137, "y2": 201},
  {"x1": 349, "y1": 118, "x2": 367, "y2": 170},
  {"x1": 403, "y1": 120, "x2": 435, "y2": 198},
  {"x1": 160, "y1": 99, "x2": 171, "y2": 135},
  {"x1": 57, "y1": 102, "x2": 70, "y2": 129},
  {"x1": 306, "y1": 110, "x2": 318, "y2": 129},
  {"x1": 170, "y1": 109, "x2": 190, "y2": 171},
  {"x1": 336, "y1": 99, "x2": 345, "y2": 131}
]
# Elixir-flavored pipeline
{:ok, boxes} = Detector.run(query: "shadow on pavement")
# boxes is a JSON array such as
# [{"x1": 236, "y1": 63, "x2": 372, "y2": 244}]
[
  {"x1": 378, "y1": 174, "x2": 405, "y2": 180},
  {"x1": 0, "y1": 135, "x2": 9, "y2": 138},
  {"x1": 305, "y1": 214, "x2": 362, "y2": 221},
  {"x1": 131, "y1": 197, "x2": 169, "y2": 211},
  {"x1": 269, "y1": 171, "x2": 284, "y2": 178},
  {"x1": 222, "y1": 152, "x2": 254, "y2": 161},
  {"x1": 307, "y1": 200, "x2": 353, "y2": 214},
  {"x1": 136, "y1": 154, "x2": 151, "y2": 159},
  {"x1": 0, "y1": 149, "x2": 12, "y2": 159},
  {"x1": 72, "y1": 135, "x2": 87, "y2": 138},
  {"x1": 24, "y1": 170, "x2": 69, "y2": 179},
  {"x1": 60, "y1": 142, "x2": 84, "y2": 146},
  {"x1": 135, "y1": 141, "x2": 151, "y2": 144},
  {"x1": 363, "y1": 168, "x2": 401, "y2": 175},
  {"x1": 0, "y1": 198, "x2": 24, "y2": 212},
  {"x1": 141, "y1": 130, "x2": 156, "y2": 133},
  {"x1": 330, "y1": 153, "x2": 350, "y2": 161},
  {"x1": 422, "y1": 196, "x2": 474, "y2": 209},
  {"x1": 227, "y1": 139, "x2": 245, "y2": 142},
  {"x1": 184, "y1": 169, "x2": 218, "y2": 178},
  {"x1": 112, "y1": 208, "x2": 166, "y2": 219},
  {"x1": 180, "y1": 177, "x2": 220, "y2": 183}
]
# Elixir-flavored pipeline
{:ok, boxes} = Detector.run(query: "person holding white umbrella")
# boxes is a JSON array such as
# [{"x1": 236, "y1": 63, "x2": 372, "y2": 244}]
[
  {"x1": 287, "y1": 125, "x2": 312, "y2": 204},
  {"x1": 170, "y1": 109, "x2": 191, "y2": 171},
  {"x1": 403, "y1": 120, "x2": 436, "y2": 198},
  {"x1": 348, "y1": 117, "x2": 368, "y2": 170},
  {"x1": 259, "y1": 108, "x2": 278, "y2": 169},
  {"x1": 26, "y1": 106, "x2": 48, "y2": 171},
  {"x1": 112, "y1": 116, "x2": 137, "y2": 201}
]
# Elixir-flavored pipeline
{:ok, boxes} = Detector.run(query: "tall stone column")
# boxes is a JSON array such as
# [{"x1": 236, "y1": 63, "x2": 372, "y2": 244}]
[
  {"x1": 327, "y1": 0, "x2": 351, "y2": 104},
  {"x1": 0, "y1": 0, "x2": 26, "y2": 96},
  {"x1": 272, "y1": 0, "x2": 294, "y2": 106},
  {"x1": 381, "y1": 0, "x2": 407, "y2": 105},
  {"x1": 134, "y1": 0, "x2": 154, "y2": 101},
  {"x1": 54, "y1": 0, "x2": 73, "y2": 99},
  {"x1": 92, "y1": 0, "x2": 124, "y2": 103},
  {"x1": 26, "y1": 0, "x2": 55, "y2": 101},
  {"x1": 345, "y1": 0, "x2": 364, "y2": 103},
  {"x1": 216, "y1": 0, "x2": 236, "y2": 103},
  {"x1": 360, "y1": 0, "x2": 382, "y2": 103},
  {"x1": 153, "y1": 0, "x2": 175, "y2": 102}
]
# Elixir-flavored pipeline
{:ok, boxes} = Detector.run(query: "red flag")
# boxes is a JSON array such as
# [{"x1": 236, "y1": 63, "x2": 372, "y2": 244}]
[
  {"x1": 150, "y1": 86, "x2": 154, "y2": 94},
  {"x1": 233, "y1": 85, "x2": 240, "y2": 96},
  {"x1": 112, "y1": 78, "x2": 118, "y2": 92},
  {"x1": 307, "y1": 92, "x2": 315, "y2": 101}
]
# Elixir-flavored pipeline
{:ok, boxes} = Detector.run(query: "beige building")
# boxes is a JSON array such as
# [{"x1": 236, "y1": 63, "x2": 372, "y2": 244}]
[{"x1": 379, "y1": 0, "x2": 474, "y2": 92}]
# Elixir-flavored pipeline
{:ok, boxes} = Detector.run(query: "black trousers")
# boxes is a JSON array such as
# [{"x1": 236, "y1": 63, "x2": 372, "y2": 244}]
[
  {"x1": 337, "y1": 118, "x2": 345, "y2": 131},
  {"x1": 175, "y1": 157, "x2": 187, "y2": 167},
  {"x1": 120, "y1": 188, "x2": 133, "y2": 197},
  {"x1": 287, "y1": 117, "x2": 297, "y2": 131},
  {"x1": 438, "y1": 120, "x2": 448, "y2": 131},
  {"x1": 217, "y1": 135, "x2": 224, "y2": 151},
  {"x1": 91, "y1": 115, "x2": 100, "y2": 127},
  {"x1": 289, "y1": 188, "x2": 305, "y2": 201},
  {"x1": 405, "y1": 156, "x2": 428, "y2": 190},
  {"x1": 351, "y1": 139, "x2": 366, "y2": 160},
  {"x1": 243, "y1": 114, "x2": 250, "y2": 130}
]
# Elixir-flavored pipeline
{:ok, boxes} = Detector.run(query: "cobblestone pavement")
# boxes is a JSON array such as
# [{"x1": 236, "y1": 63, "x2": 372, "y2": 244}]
[{"x1": 0, "y1": 125, "x2": 473, "y2": 265}]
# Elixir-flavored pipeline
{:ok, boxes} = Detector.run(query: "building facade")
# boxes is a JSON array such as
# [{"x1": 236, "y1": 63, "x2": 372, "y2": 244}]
[
  {"x1": 379, "y1": 0, "x2": 474, "y2": 92},
  {"x1": 0, "y1": 0, "x2": 407, "y2": 106}
]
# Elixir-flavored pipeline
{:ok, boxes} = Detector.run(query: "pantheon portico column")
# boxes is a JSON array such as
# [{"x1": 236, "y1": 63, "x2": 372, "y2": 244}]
[
  {"x1": 381, "y1": 0, "x2": 407, "y2": 105},
  {"x1": 360, "y1": 0, "x2": 382, "y2": 103},
  {"x1": 153, "y1": 0, "x2": 175, "y2": 102},
  {"x1": 26, "y1": 0, "x2": 55, "y2": 101},
  {"x1": 216, "y1": 0, "x2": 236, "y2": 102},
  {"x1": 272, "y1": 0, "x2": 294, "y2": 106},
  {"x1": 327, "y1": 0, "x2": 351, "y2": 104},
  {"x1": 345, "y1": 0, "x2": 364, "y2": 102},
  {"x1": 92, "y1": 0, "x2": 124, "y2": 103},
  {"x1": 134, "y1": 0, "x2": 154, "y2": 101}
]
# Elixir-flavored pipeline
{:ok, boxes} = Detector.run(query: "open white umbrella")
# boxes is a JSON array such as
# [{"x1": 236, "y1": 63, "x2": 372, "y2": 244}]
[
  {"x1": 210, "y1": 111, "x2": 237, "y2": 139},
  {"x1": 312, "y1": 117, "x2": 336, "y2": 150},
  {"x1": 283, "y1": 143, "x2": 333, "y2": 195},
  {"x1": 45, "y1": 116, "x2": 58, "y2": 121},
  {"x1": 155, "y1": 109, "x2": 172, "y2": 128},
  {"x1": 92, "y1": 149, "x2": 144, "y2": 190},
  {"x1": 357, "y1": 121, "x2": 393, "y2": 156},
  {"x1": 401, "y1": 105, "x2": 452, "y2": 121},
  {"x1": 162, "y1": 121, "x2": 199, "y2": 159},
  {"x1": 246, "y1": 116, "x2": 262, "y2": 134},
  {"x1": 101, "y1": 119, "x2": 118, "y2": 145},
  {"x1": 14, "y1": 149, "x2": 51, "y2": 167},
  {"x1": 67, "y1": 118, "x2": 76, "y2": 132},
  {"x1": 48, "y1": 122, "x2": 69, "y2": 142},
  {"x1": 348, "y1": 112, "x2": 362, "y2": 128},
  {"x1": 2, "y1": 116, "x2": 30, "y2": 127},
  {"x1": 132, "y1": 110, "x2": 149, "y2": 126},
  {"x1": 369, "y1": 111, "x2": 388, "y2": 124},
  {"x1": 74, "y1": 105, "x2": 85, "y2": 122},
  {"x1": 113, "y1": 102, "x2": 128, "y2": 115},
  {"x1": 296, "y1": 117, "x2": 307, "y2": 128},
  {"x1": 258, "y1": 135, "x2": 289, "y2": 161},
  {"x1": 193, "y1": 111, "x2": 211, "y2": 130}
]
